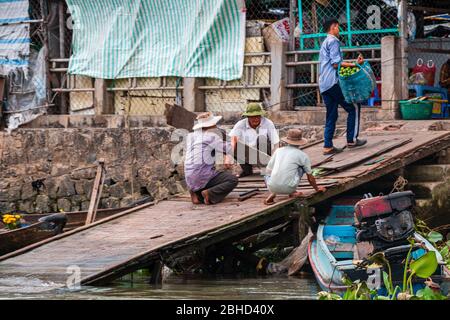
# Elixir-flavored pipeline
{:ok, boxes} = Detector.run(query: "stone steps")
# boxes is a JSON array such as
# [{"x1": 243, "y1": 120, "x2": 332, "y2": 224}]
[
  {"x1": 404, "y1": 164, "x2": 450, "y2": 183},
  {"x1": 414, "y1": 197, "x2": 450, "y2": 228},
  {"x1": 437, "y1": 147, "x2": 450, "y2": 165},
  {"x1": 406, "y1": 181, "x2": 446, "y2": 199}
]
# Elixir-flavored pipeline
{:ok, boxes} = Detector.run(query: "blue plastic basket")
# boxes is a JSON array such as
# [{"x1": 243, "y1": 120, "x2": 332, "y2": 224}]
[{"x1": 339, "y1": 61, "x2": 376, "y2": 104}]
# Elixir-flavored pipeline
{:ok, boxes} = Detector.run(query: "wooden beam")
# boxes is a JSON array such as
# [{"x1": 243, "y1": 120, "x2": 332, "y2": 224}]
[
  {"x1": 149, "y1": 260, "x2": 164, "y2": 285},
  {"x1": 85, "y1": 159, "x2": 105, "y2": 225},
  {"x1": 164, "y1": 103, "x2": 197, "y2": 131}
]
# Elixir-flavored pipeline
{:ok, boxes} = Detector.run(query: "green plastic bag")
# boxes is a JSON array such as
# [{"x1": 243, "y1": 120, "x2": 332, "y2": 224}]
[{"x1": 339, "y1": 61, "x2": 376, "y2": 103}]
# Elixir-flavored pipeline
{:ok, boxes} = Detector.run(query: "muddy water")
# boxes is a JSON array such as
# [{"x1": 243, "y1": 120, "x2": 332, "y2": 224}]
[{"x1": 0, "y1": 273, "x2": 320, "y2": 300}]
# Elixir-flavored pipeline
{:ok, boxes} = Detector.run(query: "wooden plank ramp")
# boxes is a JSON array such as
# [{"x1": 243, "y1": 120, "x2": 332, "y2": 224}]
[{"x1": 0, "y1": 131, "x2": 449, "y2": 289}]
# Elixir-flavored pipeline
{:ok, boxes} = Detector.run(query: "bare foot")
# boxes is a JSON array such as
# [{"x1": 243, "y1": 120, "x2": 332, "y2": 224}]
[
  {"x1": 289, "y1": 191, "x2": 304, "y2": 198},
  {"x1": 189, "y1": 190, "x2": 201, "y2": 204},
  {"x1": 201, "y1": 189, "x2": 211, "y2": 205},
  {"x1": 264, "y1": 193, "x2": 276, "y2": 205}
]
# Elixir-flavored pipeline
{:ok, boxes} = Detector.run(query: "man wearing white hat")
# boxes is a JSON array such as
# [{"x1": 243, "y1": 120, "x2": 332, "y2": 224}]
[
  {"x1": 264, "y1": 129, "x2": 326, "y2": 205},
  {"x1": 184, "y1": 112, "x2": 238, "y2": 205}
]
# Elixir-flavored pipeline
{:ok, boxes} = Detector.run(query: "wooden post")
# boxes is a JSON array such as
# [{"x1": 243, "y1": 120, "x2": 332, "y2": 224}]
[
  {"x1": 293, "y1": 202, "x2": 312, "y2": 242},
  {"x1": 58, "y1": 1, "x2": 68, "y2": 114},
  {"x1": 287, "y1": 0, "x2": 297, "y2": 109},
  {"x1": 94, "y1": 79, "x2": 114, "y2": 114},
  {"x1": 149, "y1": 260, "x2": 164, "y2": 285},
  {"x1": 381, "y1": 36, "x2": 402, "y2": 119},
  {"x1": 288, "y1": 0, "x2": 297, "y2": 51},
  {"x1": 58, "y1": 1, "x2": 65, "y2": 59},
  {"x1": 183, "y1": 78, "x2": 205, "y2": 112},
  {"x1": 39, "y1": 0, "x2": 52, "y2": 109},
  {"x1": 398, "y1": 0, "x2": 409, "y2": 100},
  {"x1": 270, "y1": 41, "x2": 289, "y2": 111},
  {"x1": 291, "y1": 216, "x2": 300, "y2": 247},
  {"x1": 85, "y1": 159, "x2": 105, "y2": 225}
]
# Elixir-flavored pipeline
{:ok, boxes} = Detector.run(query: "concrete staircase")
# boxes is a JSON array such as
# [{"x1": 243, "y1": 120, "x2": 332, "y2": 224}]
[{"x1": 404, "y1": 147, "x2": 450, "y2": 227}]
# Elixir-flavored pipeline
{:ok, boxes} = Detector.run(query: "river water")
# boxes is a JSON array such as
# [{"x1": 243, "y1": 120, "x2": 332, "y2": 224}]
[{"x1": 0, "y1": 273, "x2": 320, "y2": 300}]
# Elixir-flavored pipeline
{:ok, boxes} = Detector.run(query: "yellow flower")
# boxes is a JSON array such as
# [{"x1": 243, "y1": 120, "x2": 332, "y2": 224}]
[{"x1": 15, "y1": 215, "x2": 20, "y2": 219}]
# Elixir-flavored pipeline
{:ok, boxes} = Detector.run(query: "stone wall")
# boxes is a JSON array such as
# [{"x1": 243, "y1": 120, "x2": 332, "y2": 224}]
[
  {"x1": 0, "y1": 128, "x2": 185, "y2": 213},
  {"x1": 0, "y1": 124, "x2": 333, "y2": 214}
]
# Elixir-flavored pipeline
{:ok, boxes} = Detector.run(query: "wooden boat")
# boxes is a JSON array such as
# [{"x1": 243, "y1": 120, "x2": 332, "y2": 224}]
[
  {"x1": 0, "y1": 207, "x2": 129, "y2": 257},
  {"x1": 308, "y1": 193, "x2": 447, "y2": 295}
]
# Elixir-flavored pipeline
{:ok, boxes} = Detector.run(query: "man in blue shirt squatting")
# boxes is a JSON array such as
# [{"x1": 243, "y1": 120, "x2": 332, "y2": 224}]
[{"x1": 319, "y1": 18, "x2": 367, "y2": 155}]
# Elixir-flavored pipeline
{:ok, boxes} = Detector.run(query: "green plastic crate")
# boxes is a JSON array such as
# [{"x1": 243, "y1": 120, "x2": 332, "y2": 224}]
[{"x1": 399, "y1": 100, "x2": 433, "y2": 120}]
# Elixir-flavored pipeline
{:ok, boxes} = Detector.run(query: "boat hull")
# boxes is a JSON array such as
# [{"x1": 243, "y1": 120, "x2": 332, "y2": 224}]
[
  {"x1": 307, "y1": 202, "x2": 447, "y2": 296},
  {"x1": 0, "y1": 207, "x2": 129, "y2": 257}
]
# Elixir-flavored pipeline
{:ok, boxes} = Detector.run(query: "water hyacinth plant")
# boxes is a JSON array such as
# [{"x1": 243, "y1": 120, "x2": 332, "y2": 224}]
[
  {"x1": 415, "y1": 219, "x2": 450, "y2": 270},
  {"x1": 317, "y1": 235, "x2": 449, "y2": 300}
]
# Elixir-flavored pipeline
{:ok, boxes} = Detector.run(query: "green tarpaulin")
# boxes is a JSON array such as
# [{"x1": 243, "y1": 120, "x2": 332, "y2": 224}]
[{"x1": 66, "y1": 0, "x2": 246, "y2": 80}]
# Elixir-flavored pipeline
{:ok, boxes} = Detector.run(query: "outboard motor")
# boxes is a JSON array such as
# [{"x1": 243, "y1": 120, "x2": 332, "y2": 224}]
[{"x1": 354, "y1": 191, "x2": 415, "y2": 250}]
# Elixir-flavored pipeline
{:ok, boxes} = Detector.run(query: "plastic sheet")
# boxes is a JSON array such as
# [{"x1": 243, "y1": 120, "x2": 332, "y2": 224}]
[
  {"x1": 5, "y1": 48, "x2": 47, "y2": 132},
  {"x1": 66, "y1": 0, "x2": 246, "y2": 80},
  {"x1": 339, "y1": 61, "x2": 377, "y2": 104},
  {"x1": 0, "y1": 0, "x2": 30, "y2": 76}
]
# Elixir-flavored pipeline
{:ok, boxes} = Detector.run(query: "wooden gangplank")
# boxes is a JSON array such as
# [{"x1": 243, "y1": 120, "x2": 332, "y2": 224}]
[{"x1": 0, "y1": 131, "x2": 449, "y2": 289}]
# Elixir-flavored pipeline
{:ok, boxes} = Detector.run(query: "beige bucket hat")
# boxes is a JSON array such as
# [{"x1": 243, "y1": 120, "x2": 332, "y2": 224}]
[
  {"x1": 281, "y1": 129, "x2": 308, "y2": 146},
  {"x1": 192, "y1": 112, "x2": 222, "y2": 130}
]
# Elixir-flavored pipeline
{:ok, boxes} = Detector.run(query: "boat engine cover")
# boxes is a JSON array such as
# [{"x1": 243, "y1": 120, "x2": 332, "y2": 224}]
[
  {"x1": 374, "y1": 210, "x2": 415, "y2": 242},
  {"x1": 354, "y1": 191, "x2": 415, "y2": 222}
]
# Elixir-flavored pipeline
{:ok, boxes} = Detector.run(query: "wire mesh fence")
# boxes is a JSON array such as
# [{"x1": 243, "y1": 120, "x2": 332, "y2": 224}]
[
  {"x1": 201, "y1": 0, "x2": 289, "y2": 114},
  {"x1": 110, "y1": 77, "x2": 182, "y2": 116},
  {"x1": 297, "y1": 0, "x2": 399, "y2": 50},
  {"x1": 44, "y1": 0, "x2": 392, "y2": 114},
  {"x1": 29, "y1": 0, "x2": 45, "y2": 51}
]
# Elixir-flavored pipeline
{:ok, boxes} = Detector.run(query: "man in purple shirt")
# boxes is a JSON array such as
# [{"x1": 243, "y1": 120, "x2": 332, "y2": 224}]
[{"x1": 184, "y1": 112, "x2": 238, "y2": 205}]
